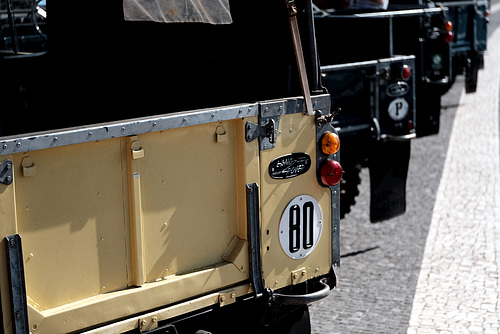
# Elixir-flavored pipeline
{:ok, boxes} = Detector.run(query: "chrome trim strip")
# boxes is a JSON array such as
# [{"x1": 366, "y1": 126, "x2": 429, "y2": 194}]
[
  {"x1": 381, "y1": 132, "x2": 417, "y2": 142},
  {"x1": 0, "y1": 95, "x2": 331, "y2": 156}
]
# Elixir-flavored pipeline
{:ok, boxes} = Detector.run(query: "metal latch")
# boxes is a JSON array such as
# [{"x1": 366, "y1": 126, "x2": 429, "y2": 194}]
[
  {"x1": 21, "y1": 157, "x2": 37, "y2": 177},
  {"x1": 218, "y1": 290, "x2": 237, "y2": 307},
  {"x1": 245, "y1": 101, "x2": 284, "y2": 150},
  {"x1": 215, "y1": 125, "x2": 228, "y2": 143},
  {"x1": 130, "y1": 137, "x2": 144, "y2": 160},
  {"x1": 0, "y1": 160, "x2": 13, "y2": 185},
  {"x1": 316, "y1": 108, "x2": 341, "y2": 125},
  {"x1": 246, "y1": 119, "x2": 276, "y2": 146}
]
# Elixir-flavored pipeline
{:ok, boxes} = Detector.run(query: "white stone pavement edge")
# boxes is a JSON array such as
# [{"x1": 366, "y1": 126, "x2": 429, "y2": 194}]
[{"x1": 406, "y1": 11, "x2": 500, "y2": 334}]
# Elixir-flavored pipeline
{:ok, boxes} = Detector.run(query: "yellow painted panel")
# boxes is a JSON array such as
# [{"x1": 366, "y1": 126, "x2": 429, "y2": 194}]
[
  {"x1": 0, "y1": 155, "x2": 18, "y2": 334},
  {"x1": 28, "y1": 262, "x2": 248, "y2": 334},
  {"x1": 14, "y1": 140, "x2": 130, "y2": 311},
  {"x1": 78, "y1": 283, "x2": 252, "y2": 334},
  {"x1": 235, "y1": 116, "x2": 260, "y2": 240},
  {"x1": 1, "y1": 117, "x2": 259, "y2": 333},
  {"x1": 259, "y1": 113, "x2": 332, "y2": 289},
  {"x1": 129, "y1": 121, "x2": 243, "y2": 283}
]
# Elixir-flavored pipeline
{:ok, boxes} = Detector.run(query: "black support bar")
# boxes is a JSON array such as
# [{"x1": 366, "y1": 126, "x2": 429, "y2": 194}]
[
  {"x1": 246, "y1": 183, "x2": 264, "y2": 297},
  {"x1": 5, "y1": 234, "x2": 29, "y2": 334}
]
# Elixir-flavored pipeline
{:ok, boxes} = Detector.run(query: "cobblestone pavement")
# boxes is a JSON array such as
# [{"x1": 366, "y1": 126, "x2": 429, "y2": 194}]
[
  {"x1": 406, "y1": 4, "x2": 500, "y2": 333},
  {"x1": 310, "y1": 3, "x2": 500, "y2": 333}
]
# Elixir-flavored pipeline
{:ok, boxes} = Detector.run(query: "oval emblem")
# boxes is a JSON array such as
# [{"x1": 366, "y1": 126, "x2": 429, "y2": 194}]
[
  {"x1": 269, "y1": 153, "x2": 311, "y2": 179},
  {"x1": 387, "y1": 82, "x2": 409, "y2": 97}
]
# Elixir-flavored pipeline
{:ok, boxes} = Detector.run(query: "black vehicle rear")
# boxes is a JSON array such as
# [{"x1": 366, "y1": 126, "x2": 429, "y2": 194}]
[
  {"x1": 437, "y1": 0, "x2": 489, "y2": 93},
  {"x1": 320, "y1": 56, "x2": 415, "y2": 222}
]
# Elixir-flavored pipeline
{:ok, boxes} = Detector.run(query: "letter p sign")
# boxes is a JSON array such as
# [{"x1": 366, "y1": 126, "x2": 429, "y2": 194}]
[{"x1": 388, "y1": 98, "x2": 409, "y2": 121}]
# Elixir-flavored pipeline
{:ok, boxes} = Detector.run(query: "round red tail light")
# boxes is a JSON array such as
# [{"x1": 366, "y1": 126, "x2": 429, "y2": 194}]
[
  {"x1": 401, "y1": 65, "x2": 411, "y2": 81},
  {"x1": 408, "y1": 120, "x2": 415, "y2": 131},
  {"x1": 320, "y1": 159, "x2": 343, "y2": 186},
  {"x1": 445, "y1": 31, "x2": 453, "y2": 43}
]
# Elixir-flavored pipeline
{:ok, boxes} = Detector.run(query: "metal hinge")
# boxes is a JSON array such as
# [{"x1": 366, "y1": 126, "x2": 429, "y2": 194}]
[
  {"x1": 245, "y1": 102, "x2": 283, "y2": 150},
  {"x1": 0, "y1": 160, "x2": 13, "y2": 185},
  {"x1": 245, "y1": 119, "x2": 277, "y2": 147}
]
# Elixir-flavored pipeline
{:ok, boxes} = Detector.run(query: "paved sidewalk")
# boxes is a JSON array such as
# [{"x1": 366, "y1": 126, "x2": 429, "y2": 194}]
[{"x1": 406, "y1": 9, "x2": 500, "y2": 334}]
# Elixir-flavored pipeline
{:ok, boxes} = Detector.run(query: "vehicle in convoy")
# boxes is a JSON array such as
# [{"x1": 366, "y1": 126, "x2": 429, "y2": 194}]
[
  {"x1": 1, "y1": 0, "x2": 342, "y2": 333},
  {"x1": 436, "y1": 0, "x2": 489, "y2": 93},
  {"x1": 0, "y1": 0, "x2": 489, "y2": 332},
  {"x1": 314, "y1": 5, "x2": 440, "y2": 221},
  {"x1": 318, "y1": 55, "x2": 416, "y2": 222},
  {"x1": 313, "y1": 0, "x2": 487, "y2": 221}
]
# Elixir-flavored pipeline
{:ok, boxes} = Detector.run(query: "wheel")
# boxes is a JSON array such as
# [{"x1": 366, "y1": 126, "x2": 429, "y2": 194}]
[{"x1": 339, "y1": 164, "x2": 362, "y2": 219}]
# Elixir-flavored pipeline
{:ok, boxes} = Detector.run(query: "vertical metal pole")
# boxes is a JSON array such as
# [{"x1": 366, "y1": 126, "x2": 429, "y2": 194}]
[
  {"x1": 6, "y1": 0, "x2": 19, "y2": 53},
  {"x1": 286, "y1": 0, "x2": 315, "y2": 116}
]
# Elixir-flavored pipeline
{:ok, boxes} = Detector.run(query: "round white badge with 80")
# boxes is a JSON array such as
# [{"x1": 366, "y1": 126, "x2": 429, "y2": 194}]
[{"x1": 279, "y1": 195, "x2": 323, "y2": 259}]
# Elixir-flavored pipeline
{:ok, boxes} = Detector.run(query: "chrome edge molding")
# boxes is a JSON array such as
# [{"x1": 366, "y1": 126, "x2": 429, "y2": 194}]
[{"x1": 0, "y1": 95, "x2": 331, "y2": 156}]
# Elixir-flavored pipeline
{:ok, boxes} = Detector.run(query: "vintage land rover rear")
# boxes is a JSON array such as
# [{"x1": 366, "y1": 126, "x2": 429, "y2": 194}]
[{"x1": 0, "y1": 0, "x2": 341, "y2": 333}]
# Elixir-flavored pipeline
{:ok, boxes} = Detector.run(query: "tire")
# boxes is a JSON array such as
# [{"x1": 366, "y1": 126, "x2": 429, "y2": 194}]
[{"x1": 340, "y1": 164, "x2": 362, "y2": 219}]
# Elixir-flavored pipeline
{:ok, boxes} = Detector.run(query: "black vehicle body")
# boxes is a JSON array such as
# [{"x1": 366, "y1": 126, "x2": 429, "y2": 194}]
[
  {"x1": 320, "y1": 56, "x2": 416, "y2": 222},
  {"x1": 437, "y1": 0, "x2": 489, "y2": 92},
  {"x1": 0, "y1": 1, "x2": 317, "y2": 135},
  {"x1": 315, "y1": 5, "x2": 452, "y2": 134},
  {"x1": 314, "y1": 6, "x2": 449, "y2": 221},
  {"x1": 314, "y1": 0, "x2": 486, "y2": 222}
]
